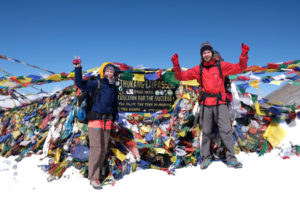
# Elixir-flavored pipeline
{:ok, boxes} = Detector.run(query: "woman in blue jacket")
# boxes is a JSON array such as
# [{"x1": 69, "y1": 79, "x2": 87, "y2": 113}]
[{"x1": 73, "y1": 56, "x2": 118, "y2": 189}]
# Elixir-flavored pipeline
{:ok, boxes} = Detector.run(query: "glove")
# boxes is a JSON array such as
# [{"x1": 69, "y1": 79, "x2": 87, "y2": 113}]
[
  {"x1": 171, "y1": 53, "x2": 179, "y2": 66},
  {"x1": 73, "y1": 56, "x2": 82, "y2": 68},
  {"x1": 241, "y1": 43, "x2": 250, "y2": 55}
]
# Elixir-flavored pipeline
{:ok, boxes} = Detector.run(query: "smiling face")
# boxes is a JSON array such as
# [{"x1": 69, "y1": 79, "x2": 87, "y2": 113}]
[
  {"x1": 202, "y1": 50, "x2": 213, "y2": 62},
  {"x1": 104, "y1": 69, "x2": 114, "y2": 79}
]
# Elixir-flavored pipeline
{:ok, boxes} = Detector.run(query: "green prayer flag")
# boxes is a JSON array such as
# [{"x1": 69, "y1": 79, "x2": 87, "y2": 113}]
[
  {"x1": 291, "y1": 103, "x2": 296, "y2": 112},
  {"x1": 288, "y1": 81, "x2": 300, "y2": 86},
  {"x1": 271, "y1": 116, "x2": 281, "y2": 123},
  {"x1": 279, "y1": 64, "x2": 288, "y2": 70},
  {"x1": 19, "y1": 126, "x2": 27, "y2": 135},
  {"x1": 228, "y1": 75, "x2": 238, "y2": 80},
  {"x1": 259, "y1": 139, "x2": 268, "y2": 156},
  {"x1": 237, "y1": 87, "x2": 245, "y2": 94},
  {"x1": 251, "y1": 94, "x2": 258, "y2": 103},
  {"x1": 295, "y1": 146, "x2": 300, "y2": 155},
  {"x1": 262, "y1": 76, "x2": 271, "y2": 80},
  {"x1": 162, "y1": 72, "x2": 179, "y2": 87},
  {"x1": 121, "y1": 71, "x2": 133, "y2": 80}
]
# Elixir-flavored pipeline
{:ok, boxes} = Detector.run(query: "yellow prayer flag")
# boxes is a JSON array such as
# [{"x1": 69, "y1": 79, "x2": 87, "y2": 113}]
[
  {"x1": 131, "y1": 163, "x2": 137, "y2": 172},
  {"x1": 36, "y1": 135, "x2": 48, "y2": 147},
  {"x1": 254, "y1": 102, "x2": 266, "y2": 116},
  {"x1": 111, "y1": 148, "x2": 126, "y2": 161},
  {"x1": 156, "y1": 128, "x2": 162, "y2": 137},
  {"x1": 68, "y1": 72, "x2": 75, "y2": 78},
  {"x1": 0, "y1": 80, "x2": 19, "y2": 88},
  {"x1": 249, "y1": 80, "x2": 259, "y2": 89},
  {"x1": 12, "y1": 131, "x2": 21, "y2": 140},
  {"x1": 46, "y1": 74, "x2": 61, "y2": 81},
  {"x1": 269, "y1": 80, "x2": 283, "y2": 85},
  {"x1": 140, "y1": 125, "x2": 151, "y2": 135},
  {"x1": 255, "y1": 101, "x2": 261, "y2": 115},
  {"x1": 110, "y1": 136, "x2": 120, "y2": 142},
  {"x1": 144, "y1": 113, "x2": 151, "y2": 117},
  {"x1": 194, "y1": 124, "x2": 201, "y2": 135},
  {"x1": 263, "y1": 122, "x2": 287, "y2": 147},
  {"x1": 171, "y1": 156, "x2": 177, "y2": 163},
  {"x1": 87, "y1": 67, "x2": 99, "y2": 73},
  {"x1": 266, "y1": 69, "x2": 277, "y2": 73},
  {"x1": 172, "y1": 99, "x2": 180, "y2": 109},
  {"x1": 255, "y1": 70, "x2": 266, "y2": 73},
  {"x1": 183, "y1": 93, "x2": 191, "y2": 100},
  {"x1": 181, "y1": 79, "x2": 199, "y2": 86},
  {"x1": 0, "y1": 143, "x2": 4, "y2": 152},
  {"x1": 189, "y1": 156, "x2": 197, "y2": 164},
  {"x1": 16, "y1": 77, "x2": 32, "y2": 84},
  {"x1": 137, "y1": 139, "x2": 147, "y2": 144},
  {"x1": 153, "y1": 147, "x2": 170, "y2": 155},
  {"x1": 79, "y1": 135, "x2": 88, "y2": 141},
  {"x1": 102, "y1": 175, "x2": 113, "y2": 183},
  {"x1": 134, "y1": 73, "x2": 145, "y2": 82},
  {"x1": 287, "y1": 64, "x2": 300, "y2": 69},
  {"x1": 165, "y1": 138, "x2": 171, "y2": 148},
  {"x1": 54, "y1": 148, "x2": 61, "y2": 164},
  {"x1": 274, "y1": 101, "x2": 282, "y2": 105},
  {"x1": 163, "y1": 114, "x2": 171, "y2": 118},
  {"x1": 177, "y1": 131, "x2": 186, "y2": 137},
  {"x1": 150, "y1": 164, "x2": 160, "y2": 169}
]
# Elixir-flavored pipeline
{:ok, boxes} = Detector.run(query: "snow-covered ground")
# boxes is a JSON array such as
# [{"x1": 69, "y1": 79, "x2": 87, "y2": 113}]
[{"x1": 1, "y1": 148, "x2": 300, "y2": 200}]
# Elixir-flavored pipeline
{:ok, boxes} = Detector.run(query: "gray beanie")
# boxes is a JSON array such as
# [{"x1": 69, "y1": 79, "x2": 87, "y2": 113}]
[
  {"x1": 200, "y1": 42, "x2": 214, "y2": 56},
  {"x1": 103, "y1": 64, "x2": 116, "y2": 73}
]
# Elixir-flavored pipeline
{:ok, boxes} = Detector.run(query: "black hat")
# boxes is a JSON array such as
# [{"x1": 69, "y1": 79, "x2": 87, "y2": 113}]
[{"x1": 200, "y1": 42, "x2": 213, "y2": 56}]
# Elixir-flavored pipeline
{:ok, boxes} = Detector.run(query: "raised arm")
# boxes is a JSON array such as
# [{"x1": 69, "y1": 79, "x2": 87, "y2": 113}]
[
  {"x1": 171, "y1": 53, "x2": 200, "y2": 81},
  {"x1": 73, "y1": 56, "x2": 97, "y2": 92},
  {"x1": 222, "y1": 43, "x2": 250, "y2": 76}
]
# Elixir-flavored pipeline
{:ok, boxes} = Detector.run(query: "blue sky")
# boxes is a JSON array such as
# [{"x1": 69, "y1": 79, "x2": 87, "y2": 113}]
[{"x1": 1, "y1": 0, "x2": 299, "y2": 96}]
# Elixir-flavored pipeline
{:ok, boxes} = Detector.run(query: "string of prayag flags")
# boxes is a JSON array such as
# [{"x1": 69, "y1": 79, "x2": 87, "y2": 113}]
[
  {"x1": 0, "y1": 54, "x2": 299, "y2": 90},
  {"x1": 0, "y1": 54, "x2": 55, "y2": 74},
  {"x1": 0, "y1": 54, "x2": 300, "y2": 111}
]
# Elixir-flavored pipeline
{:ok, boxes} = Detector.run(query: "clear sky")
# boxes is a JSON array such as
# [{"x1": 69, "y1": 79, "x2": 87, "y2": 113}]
[{"x1": 1, "y1": 0, "x2": 300, "y2": 96}]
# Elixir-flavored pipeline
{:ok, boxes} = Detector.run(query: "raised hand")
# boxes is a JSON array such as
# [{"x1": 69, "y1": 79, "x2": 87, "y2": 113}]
[
  {"x1": 73, "y1": 56, "x2": 82, "y2": 68},
  {"x1": 241, "y1": 43, "x2": 250, "y2": 55},
  {"x1": 171, "y1": 53, "x2": 179, "y2": 66}
]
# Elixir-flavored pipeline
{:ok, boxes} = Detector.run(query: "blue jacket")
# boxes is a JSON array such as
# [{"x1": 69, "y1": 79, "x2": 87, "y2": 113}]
[{"x1": 75, "y1": 67, "x2": 118, "y2": 120}]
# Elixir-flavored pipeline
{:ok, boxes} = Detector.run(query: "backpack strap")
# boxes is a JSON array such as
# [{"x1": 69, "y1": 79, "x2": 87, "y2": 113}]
[
  {"x1": 199, "y1": 63, "x2": 203, "y2": 87},
  {"x1": 97, "y1": 79, "x2": 101, "y2": 89},
  {"x1": 215, "y1": 60, "x2": 224, "y2": 81},
  {"x1": 94, "y1": 79, "x2": 101, "y2": 104}
]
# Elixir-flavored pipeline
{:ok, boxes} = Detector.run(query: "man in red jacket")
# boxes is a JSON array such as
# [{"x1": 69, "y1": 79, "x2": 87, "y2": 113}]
[{"x1": 171, "y1": 42, "x2": 249, "y2": 169}]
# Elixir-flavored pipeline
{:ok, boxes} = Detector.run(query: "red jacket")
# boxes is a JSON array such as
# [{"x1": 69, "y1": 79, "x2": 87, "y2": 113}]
[{"x1": 174, "y1": 54, "x2": 248, "y2": 106}]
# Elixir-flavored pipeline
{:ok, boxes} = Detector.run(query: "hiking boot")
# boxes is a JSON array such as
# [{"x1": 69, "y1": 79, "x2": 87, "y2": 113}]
[
  {"x1": 90, "y1": 179, "x2": 102, "y2": 190},
  {"x1": 226, "y1": 159, "x2": 243, "y2": 169},
  {"x1": 200, "y1": 157, "x2": 212, "y2": 170}
]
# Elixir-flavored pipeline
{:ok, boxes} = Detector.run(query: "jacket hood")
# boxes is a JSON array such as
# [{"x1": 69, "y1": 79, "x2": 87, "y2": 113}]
[{"x1": 98, "y1": 62, "x2": 117, "y2": 79}]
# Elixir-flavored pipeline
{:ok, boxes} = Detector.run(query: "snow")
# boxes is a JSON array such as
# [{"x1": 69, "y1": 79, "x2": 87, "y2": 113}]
[
  {"x1": 0, "y1": 87, "x2": 60, "y2": 109},
  {"x1": 1, "y1": 147, "x2": 300, "y2": 199}
]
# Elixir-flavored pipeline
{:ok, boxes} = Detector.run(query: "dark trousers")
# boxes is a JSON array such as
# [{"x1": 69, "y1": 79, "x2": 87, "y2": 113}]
[
  {"x1": 87, "y1": 127, "x2": 110, "y2": 181},
  {"x1": 200, "y1": 104, "x2": 236, "y2": 161}
]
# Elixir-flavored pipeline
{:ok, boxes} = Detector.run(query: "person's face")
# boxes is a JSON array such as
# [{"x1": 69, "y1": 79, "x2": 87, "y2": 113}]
[
  {"x1": 202, "y1": 50, "x2": 213, "y2": 62},
  {"x1": 104, "y1": 69, "x2": 114, "y2": 79}
]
